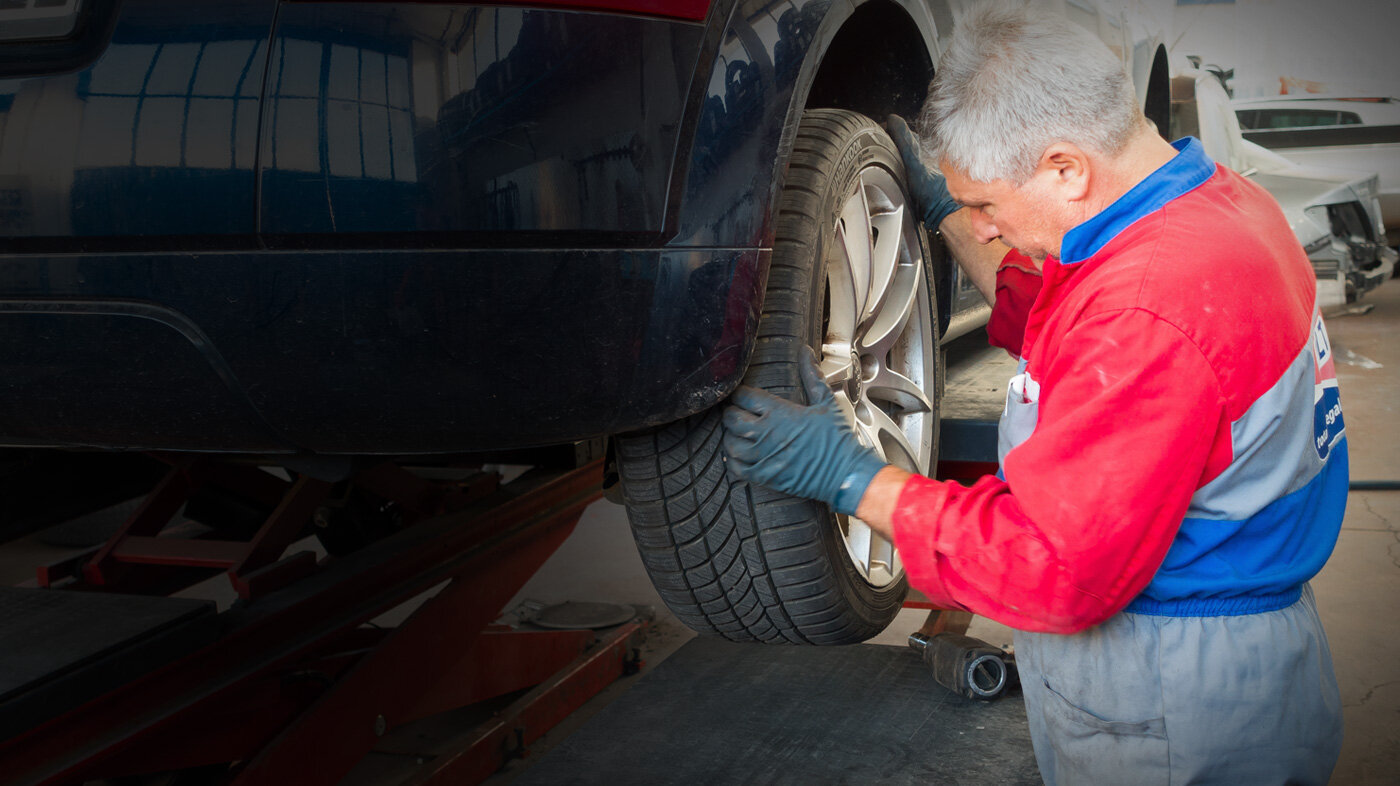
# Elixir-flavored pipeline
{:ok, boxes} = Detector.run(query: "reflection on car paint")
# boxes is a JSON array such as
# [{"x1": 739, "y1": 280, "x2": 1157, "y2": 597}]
[
  {"x1": 675, "y1": 0, "x2": 826, "y2": 246},
  {"x1": 0, "y1": 1, "x2": 277, "y2": 238},
  {"x1": 262, "y1": 6, "x2": 701, "y2": 235},
  {"x1": 0, "y1": 0, "x2": 84, "y2": 42}
]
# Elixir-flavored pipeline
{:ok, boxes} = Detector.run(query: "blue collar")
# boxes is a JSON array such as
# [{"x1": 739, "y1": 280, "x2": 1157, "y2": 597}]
[{"x1": 1059, "y1": 137, "x2": 1216, "y2": 265}]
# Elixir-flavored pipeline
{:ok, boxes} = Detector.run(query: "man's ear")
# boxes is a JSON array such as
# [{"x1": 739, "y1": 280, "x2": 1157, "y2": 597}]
[{"x1": 1036, "y1": 142, "x2": 1091, "y2": 202}]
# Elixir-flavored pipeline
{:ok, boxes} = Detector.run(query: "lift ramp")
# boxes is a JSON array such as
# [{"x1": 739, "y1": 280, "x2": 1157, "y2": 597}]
[{"x1": 937, "y1": 336, "x2": 1017, "y2": 471}]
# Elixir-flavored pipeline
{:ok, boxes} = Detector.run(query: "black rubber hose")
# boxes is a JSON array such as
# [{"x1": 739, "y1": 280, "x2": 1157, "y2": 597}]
[{"x1": 1350, "y1": 481, "x2": 1400, "y2": 491}]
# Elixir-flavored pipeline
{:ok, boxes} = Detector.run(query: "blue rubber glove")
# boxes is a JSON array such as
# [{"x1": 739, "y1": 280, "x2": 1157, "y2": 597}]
[
  {"x1": 721, "y1": 351, "x2": 887, "y2": 515},
  {"x1": 885, "y1": 114, "x2": 961, "y2": 231}
]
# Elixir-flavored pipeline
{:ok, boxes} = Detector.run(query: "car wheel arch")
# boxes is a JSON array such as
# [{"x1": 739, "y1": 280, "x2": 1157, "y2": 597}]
[
  {"x1": 769, "y1": 0, "x2": 941, "y2": 242},
  {"x1": 657, "y1": 0, "x2": 948, "y2": 414},
  {"x1": 773, "y1": 1, "x2": 951, "y2": 337},
  {"x1": 666, "y1": 0, "x2": 942, "y2": 242}
]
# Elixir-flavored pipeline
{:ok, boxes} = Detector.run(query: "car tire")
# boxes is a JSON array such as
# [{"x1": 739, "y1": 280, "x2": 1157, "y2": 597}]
[{"x1": 616, "y1": 109, "x2": 943, "y2": 644}]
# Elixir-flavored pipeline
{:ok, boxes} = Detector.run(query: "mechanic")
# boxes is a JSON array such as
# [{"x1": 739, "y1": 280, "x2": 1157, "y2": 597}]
[{"x1": 721, "y1": 4, "x2": 1346, "y2": 784}]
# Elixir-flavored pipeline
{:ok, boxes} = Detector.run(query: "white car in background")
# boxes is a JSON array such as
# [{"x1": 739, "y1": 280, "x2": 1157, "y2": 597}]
[
  {"x1": 1234, "y1": 96, "x2": 1400, "y2": 246},
  {"x1": 1172, "y1": 69, "x2": 1395, "y2": 310}
]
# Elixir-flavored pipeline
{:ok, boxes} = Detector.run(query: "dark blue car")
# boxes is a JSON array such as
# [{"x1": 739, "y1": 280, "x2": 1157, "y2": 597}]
[{"x1": 0, "y1": 0, "x2": 1169, "y2": 644}]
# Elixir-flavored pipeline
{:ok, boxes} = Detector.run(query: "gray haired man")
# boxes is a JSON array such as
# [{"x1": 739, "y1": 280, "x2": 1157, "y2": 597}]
[{"x1": 722, "y1": 3, "x2": 1346, "y2": 783}]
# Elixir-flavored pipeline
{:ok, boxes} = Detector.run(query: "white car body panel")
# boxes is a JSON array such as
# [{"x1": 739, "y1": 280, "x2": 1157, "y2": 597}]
[
  {"x1": 1234, "y1": 97, "x2": 1400, "y2": 243},
  {"x1": 1176, "y1": 71, "x2": 1395, "y2": 309}
]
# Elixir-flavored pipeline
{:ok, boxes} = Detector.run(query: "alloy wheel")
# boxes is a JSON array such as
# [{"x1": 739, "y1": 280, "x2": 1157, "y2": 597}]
[{"x1": 820, "y1": 165, "x2": 935, "y2": 589}]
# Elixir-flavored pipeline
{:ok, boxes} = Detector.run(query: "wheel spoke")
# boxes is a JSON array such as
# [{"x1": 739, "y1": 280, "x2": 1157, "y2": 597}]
[
  {"x1": 841, "y1": 517, "x2": 872, "y2": 573},
  {"x1": 861, "y1": 259, "x2": 922, "y2": 357},
  {"x1": 863, "y1": 206, "x2": 905, "y2": 324},
  {"x1": 864, "y1": 401, "x2": 922, "y2": 472},
  {"x1": 839, "y1": 190, "x2": 873, "y2": 316},
  {"x1": 833, "y1": 389, "x2": 860, "y2": 432},
  {"x1": 867, "y1": 365, "x2": 933, "y2": 415},
  {"x1": 867, "y1": 530, "x2": 895, "y2": 582},
  {"x1": 828, "y1": 223, "x2": 860, "y2": 347},
  {"x1": 820, "y1": 352, "x2": 856, "y2": 388}
]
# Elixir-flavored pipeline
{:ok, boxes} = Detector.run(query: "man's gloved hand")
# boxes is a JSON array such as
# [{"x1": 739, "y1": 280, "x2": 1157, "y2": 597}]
[
  {"x1": 722, "y1": 351, "x2": 887, "y2": 515},
  {"x1": 885, "y1": 114, "x2": 961, "y2": 231}
]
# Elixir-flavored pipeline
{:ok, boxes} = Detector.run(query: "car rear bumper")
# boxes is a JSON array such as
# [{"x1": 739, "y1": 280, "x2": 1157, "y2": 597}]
[{"x1": 0, "y1": 246, "x2": 766, "y2": 454}]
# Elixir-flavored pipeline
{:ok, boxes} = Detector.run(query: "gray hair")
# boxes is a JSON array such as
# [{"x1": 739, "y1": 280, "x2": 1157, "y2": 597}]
[{"x1": 920, "y1": 1, "x2": 1143, "y2": 184}]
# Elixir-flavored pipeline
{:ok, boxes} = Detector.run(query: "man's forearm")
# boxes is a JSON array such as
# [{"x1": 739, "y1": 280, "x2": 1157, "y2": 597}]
[
  {"x1": 853, "y1": 465, "x2": 912, "y2": 540},
  {"x1": 936, "y1": 209, "x2": 1010, "y2": 305}
]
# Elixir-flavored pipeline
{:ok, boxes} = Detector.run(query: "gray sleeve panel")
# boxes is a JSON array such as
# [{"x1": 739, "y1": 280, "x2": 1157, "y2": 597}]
[{"x1": 1186, "y1": 343, "x2": 1323, "y2": 522}]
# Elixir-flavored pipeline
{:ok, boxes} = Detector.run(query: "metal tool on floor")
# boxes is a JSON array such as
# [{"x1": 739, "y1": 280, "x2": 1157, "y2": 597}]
[{"x1": 908, "y1": 631, "x2": 1016, "y2": 700}]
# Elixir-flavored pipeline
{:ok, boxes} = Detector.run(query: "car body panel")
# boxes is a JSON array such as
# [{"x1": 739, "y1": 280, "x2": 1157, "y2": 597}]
[
  {"x1": 0, "y1": 0, "x2": 1166, "y2": 456},
  {"x1": 1235, "y1": 97, "x2": 1400, "y2": 244},
  {"x1": 0, "y1": 245, "x2": 761, "y2": 452}
]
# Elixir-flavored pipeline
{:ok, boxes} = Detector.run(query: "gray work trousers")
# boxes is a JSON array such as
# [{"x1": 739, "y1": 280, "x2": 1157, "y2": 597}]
[{"x1": 1015, "y1": 585, "x2": 1342, "y2": 785}]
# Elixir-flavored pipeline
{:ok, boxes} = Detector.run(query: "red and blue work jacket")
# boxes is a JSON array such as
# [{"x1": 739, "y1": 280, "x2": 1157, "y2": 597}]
[{"x1": 891, "y1": 137, "x2": 1349, "y2": 634}]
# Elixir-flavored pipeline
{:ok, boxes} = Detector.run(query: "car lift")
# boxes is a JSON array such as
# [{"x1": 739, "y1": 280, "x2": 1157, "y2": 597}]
[
  {"x1": 0, "y1": 450, "x2": 653, "y2": 786},
  {"x1": 0, "y1": 347, "x2": 1013, "y2": 786}
]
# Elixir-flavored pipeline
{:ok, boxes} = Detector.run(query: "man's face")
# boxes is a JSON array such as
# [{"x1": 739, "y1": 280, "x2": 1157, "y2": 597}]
[{"x1": 941, "y1": 161, "x2": 1068, "y2": 261}]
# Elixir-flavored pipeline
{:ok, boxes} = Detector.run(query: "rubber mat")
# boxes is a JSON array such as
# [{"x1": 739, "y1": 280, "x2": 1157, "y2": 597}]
[{"x1": 515, "y1": 636, "x2": 1040, "y2": 785}]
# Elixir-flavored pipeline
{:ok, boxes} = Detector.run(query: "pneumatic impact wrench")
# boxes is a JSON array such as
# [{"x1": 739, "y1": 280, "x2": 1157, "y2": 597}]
[{"x1": 908, "y1": 632, "x2": 1017, "y2": 700}]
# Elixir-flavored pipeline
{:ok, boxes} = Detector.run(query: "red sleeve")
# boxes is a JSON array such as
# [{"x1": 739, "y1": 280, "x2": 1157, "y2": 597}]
[
  {"x1": 891, "y1": 309, "x2": 1227, "y2": 633},
  {"x1": 985, "y1": 251, "x2": 1043, "y2": 358}
]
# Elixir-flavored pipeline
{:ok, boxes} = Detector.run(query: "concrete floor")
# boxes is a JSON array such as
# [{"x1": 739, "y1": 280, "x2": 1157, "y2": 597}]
[
  {"x1": 1310, "y1": 281, "x2": 1400, "y2": 784},
  {"x1": 493, "y1": 280, "x2": 1400, "y2": 784}
]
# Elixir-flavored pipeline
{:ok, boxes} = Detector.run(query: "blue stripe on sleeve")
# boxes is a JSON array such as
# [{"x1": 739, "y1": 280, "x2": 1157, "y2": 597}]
[{"x1": 1126, "y1": 438, "x2": 1348, "y2": 617}]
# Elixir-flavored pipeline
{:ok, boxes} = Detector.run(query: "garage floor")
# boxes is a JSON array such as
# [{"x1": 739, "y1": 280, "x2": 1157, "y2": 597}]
[{"x1": 486, "y1": 281, "x2": 1400, "y2": 785}]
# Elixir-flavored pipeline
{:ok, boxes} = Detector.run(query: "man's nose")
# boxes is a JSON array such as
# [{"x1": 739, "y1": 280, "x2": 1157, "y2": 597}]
[{"x1": 970, "y1": 209, "x2": 1000, "y2": 244}]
